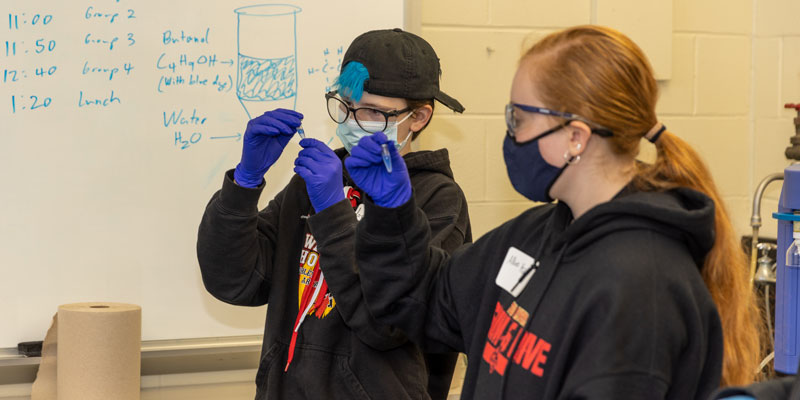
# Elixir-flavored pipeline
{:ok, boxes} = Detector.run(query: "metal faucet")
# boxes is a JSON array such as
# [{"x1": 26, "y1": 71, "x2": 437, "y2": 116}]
[{"x1": 754, "y1": 242, "x2": 777, "y2": 284}]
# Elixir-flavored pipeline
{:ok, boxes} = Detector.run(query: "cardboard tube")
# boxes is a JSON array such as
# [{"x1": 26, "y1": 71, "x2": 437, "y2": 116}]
[{"x1": 57, "y1": 302, "x2": 141, "y2": 400}]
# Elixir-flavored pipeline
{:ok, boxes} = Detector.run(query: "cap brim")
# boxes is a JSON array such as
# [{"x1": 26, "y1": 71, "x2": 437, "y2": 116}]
[{"x1": 435, "y1": 90, "x2": 465, "y2": 113}]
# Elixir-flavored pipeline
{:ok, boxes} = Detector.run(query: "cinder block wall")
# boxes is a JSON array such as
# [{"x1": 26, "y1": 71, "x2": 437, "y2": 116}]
[
  {"x1": 418, "y1": 0, "x2": 800, "y2": 240},
  {"x1": 751, "y1": 0, "x2": 800, "y2": 238}
]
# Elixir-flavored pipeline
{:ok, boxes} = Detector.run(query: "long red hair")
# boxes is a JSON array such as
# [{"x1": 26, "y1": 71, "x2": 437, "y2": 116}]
[{"x1": 522, "y1": 25, "x2": 761, "y2": 386}]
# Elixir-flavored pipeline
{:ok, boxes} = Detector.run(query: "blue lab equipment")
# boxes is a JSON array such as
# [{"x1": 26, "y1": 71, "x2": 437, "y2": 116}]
[{"x1": 772, "y1": 164, "x2": 800, "y2": 373}]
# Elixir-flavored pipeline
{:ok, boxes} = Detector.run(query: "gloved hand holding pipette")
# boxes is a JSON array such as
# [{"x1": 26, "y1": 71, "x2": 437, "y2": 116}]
[
  {"x1": 294, "y1": 138, "x2": 345, "y2": 212},
  {"x1": 234, "y1": 108, "x2": 303, "y2": 188},
  {"x1": 344, "y1": 131, "x2": 411, "y2": 208}
]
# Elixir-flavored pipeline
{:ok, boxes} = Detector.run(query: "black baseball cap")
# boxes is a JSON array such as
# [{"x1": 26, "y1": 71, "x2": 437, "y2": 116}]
[{"x1": 341, "y1": 28, "x2": 465, "y2": 113}]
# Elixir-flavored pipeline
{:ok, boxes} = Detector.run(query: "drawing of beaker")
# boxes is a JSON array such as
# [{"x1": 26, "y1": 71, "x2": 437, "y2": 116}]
[{"x1": 235, "y1": 4, "x2": 301, "y2": 119}]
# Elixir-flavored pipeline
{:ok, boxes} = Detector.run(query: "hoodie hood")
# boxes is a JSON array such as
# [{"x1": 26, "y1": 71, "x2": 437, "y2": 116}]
[
  {"x1": 400, "y1": 149, "x2": 455, "y2": 179},
  {"x1": 553, "y1": 186, "x2": 716, "y2": 268}
]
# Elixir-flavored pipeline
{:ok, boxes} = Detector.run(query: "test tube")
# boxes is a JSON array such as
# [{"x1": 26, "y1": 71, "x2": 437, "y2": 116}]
[
  {"x1": 381, "y1": 143, "x2": 392, "y2": 173},
  {"x1": 297, "y1": 125, "x2": 305, "y2": 139}
]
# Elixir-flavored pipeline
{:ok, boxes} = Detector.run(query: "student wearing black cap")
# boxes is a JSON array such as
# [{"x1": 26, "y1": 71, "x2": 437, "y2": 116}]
[{"x1": 197, "y1": 28, "x2": 471, "y2": 400}]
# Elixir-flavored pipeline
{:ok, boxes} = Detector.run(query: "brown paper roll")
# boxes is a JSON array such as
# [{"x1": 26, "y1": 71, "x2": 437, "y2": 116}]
[
  {"x1": 30, "y1": 314, "x2": 58, "y2": 400},
  {"x1": 57, "y1": 302, "x2": 141, "y2": 400}
]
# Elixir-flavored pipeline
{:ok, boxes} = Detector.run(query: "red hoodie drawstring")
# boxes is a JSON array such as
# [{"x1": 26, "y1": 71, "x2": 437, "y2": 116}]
[{"x1": 285, "y1": 267, "x2": 324, "y2": 371}]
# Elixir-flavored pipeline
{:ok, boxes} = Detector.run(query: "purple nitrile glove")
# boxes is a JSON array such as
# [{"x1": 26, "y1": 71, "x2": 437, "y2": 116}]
[
  {"x1": 233, "y1": 108, "x2": 303, "y2": 188},
  {"x1": 344, "y1": 131, "x2": 411, "y2": 208},
  {"x1": 294, "y1": 138, "x2": 346, "y2": 213}
]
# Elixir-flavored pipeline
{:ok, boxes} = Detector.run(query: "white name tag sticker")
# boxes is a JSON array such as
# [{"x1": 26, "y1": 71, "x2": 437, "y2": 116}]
[{"x1": 496, "y1": 247, "x2": 537, "y2": 297}]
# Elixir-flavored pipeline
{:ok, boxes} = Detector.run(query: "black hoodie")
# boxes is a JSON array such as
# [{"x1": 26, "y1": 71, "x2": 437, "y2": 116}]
[
  {"x1": 354, "y1": 186, "x2": 723, "y2": 399},
  {"x1": 197, "y1": 148, "x2": 471, "y2": 400}
]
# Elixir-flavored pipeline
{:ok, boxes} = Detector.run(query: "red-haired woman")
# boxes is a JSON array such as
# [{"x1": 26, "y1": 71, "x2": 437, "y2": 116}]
[{"x1": 343, "y1": 25, "x2": 760, "y2": 399}]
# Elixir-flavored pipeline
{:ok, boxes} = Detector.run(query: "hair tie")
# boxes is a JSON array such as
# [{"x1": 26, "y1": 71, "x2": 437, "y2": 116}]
[{"x1": 645, "y1": 122, "x2": 666, "y2": 143}]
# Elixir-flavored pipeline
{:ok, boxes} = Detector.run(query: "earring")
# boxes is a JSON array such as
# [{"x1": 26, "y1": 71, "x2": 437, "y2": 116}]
[
  {"x1": 564, "y1": 150, "x2": 581, "y2": 165},
  {"x1": 564, "y1": 142, "x2": 582, "y2": 165}
]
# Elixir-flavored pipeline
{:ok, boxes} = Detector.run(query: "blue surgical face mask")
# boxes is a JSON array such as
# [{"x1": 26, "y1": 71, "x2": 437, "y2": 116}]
[
  {"x1": 502, "y1": 134, "x2": 566, "y2": 203},
  {"x1": 336, "y1": 112, "x2": 413, "y2": 153}
]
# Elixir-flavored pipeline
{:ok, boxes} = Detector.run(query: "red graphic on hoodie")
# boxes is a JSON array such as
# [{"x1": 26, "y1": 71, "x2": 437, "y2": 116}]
[
  {"x1": 482, "y1": 301, "x2": 551, "y2": 377},
  {"x1": 297, "y1": 233, "x2": 335, "y2": 317}
]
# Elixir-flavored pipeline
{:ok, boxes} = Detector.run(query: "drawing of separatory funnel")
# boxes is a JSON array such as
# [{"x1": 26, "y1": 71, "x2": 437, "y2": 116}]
[{"x1": 235, "y1": 4, "x2": 302, "y2": 119}]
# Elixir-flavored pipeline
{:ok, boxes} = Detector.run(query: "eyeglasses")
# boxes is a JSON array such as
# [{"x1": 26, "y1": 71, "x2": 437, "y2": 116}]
[
  {"x1": 505, "y1": 102, "x2": 614, "y2": 141},
  {"x1": 325, "y1": 91, "x2": 413, "y2": 133}
]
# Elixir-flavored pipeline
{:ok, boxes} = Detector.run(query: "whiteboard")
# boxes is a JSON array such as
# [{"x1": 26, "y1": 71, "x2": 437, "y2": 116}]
[{"x1": 0, "y1": 0, "x2": 404, "y2": 348}]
